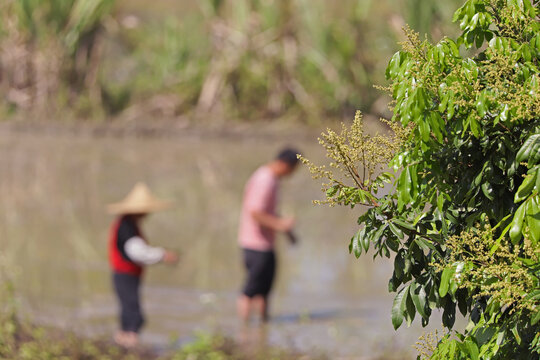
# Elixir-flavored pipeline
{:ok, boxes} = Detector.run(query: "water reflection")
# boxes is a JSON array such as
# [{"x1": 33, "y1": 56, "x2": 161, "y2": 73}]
[{"x1": 237, "y1": 325, "x2": 269, "y2": 356}]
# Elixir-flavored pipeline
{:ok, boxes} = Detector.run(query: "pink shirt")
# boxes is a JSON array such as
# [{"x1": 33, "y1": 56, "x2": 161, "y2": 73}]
[{"x1": 238, "y1": 166, "x2": 279, "y2": 251}]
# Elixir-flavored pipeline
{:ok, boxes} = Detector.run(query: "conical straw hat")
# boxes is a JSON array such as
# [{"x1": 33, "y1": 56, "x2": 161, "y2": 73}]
[{"x1": 107, "y1": 182, "x2": 173, "y2": 215}]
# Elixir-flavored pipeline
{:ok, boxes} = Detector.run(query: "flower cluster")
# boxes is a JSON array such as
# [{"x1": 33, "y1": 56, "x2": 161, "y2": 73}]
[
  {"x1": 299, "y1": 110, "x2": 409, "y2": 207},
  {"x1": 436, "y1": 225, "x2": 539, "y2": 313}
]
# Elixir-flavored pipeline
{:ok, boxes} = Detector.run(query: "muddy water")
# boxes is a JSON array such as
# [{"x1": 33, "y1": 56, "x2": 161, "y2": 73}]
[{"x1": 0, "y1": 130, "x2": 443, "y2": 359}]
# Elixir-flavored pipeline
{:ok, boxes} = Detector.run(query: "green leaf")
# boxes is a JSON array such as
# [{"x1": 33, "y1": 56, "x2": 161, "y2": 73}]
[
  {"x1": 392, "y1": 218, "x2": 416, "y2": 232},
  {"x1": 448, "y1": 340, "x2": 457, "y2": 359},
  {"x1": 532, "y1": 310, "x2": 540, "y2": 325},
  {"x1": 439, "y1": 266, "x2": 454, "y2": 298},
  {"x1": 456, "y1": 289, "x2": 468, "y2": 316},
  {"x1": 394, "y1": 251, "x2": 405, "y2": 278},
  {"x1": 516, "y1": 134, "x2": 540, "y2": 165},
  {"x1": 515, "y1": 168, "x2": 538, "y2": 202},
  {"x1": 386, "y1": 236, "x2": 400, "y2": 252},
  {"x1": 442, "y1": 301, "x2": 456, "y2": 328},
  {"x1": 410, "y1": 282, "x2": 428, "y2": 319},
  {"x1": 470, "y1": 115, "x2": 481, "y2": 137},
  {"x1": 363, "y1": 227, "x2": 374, "y2": 252},
  {"x1": 392, "y1": 285, "x2": 409, "y2": 330},
  {"x1": 511, "y1": 325, "x2": 522, "y2": 345},
  {"x1": 481, "y1": 182, "x2": 495, "y2": 201},
  {"x1": 397, "y1": 167, "x2": 412, "y2": 210},
  {"x1": 326, "y1": 185, "x2": 338, "y2": 198},
  {"x1": 509, "y1": 201, "x2": 527, "y2": 243},
  {"x1": 389, "y1": 222, "x2": 405, "y2": 240},
  {"x1": 464, "y1": 339, "x2": 479, "y2": 360},
  {"x1": 386, "y1": 52, "x2": 403, "y2": 79},
  {"x1": 526, "y1": 195, "x2": 539, "y2": 244},
  {"x1": 419, "y1": 119, "x2": 431, "y2": 142},
  {"x1": 405, "y1": 288, "x2": 416, "y2": 326},
  {"x1": 350, "y1": 228, "x2": 365, "y2": 258},
  {"x1": 437, "y1": 193, "x2": 447, "y2": 211},
  {"x1": 526, "y1": 290, "x2": 540, "y2": 302},
  {"x1": 415, "y1": 237, "x2": 438, "y2": 254}
]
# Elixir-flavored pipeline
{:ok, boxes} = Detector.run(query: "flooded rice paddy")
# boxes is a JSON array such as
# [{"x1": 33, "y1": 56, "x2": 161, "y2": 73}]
[{"x1": 0, "y1": 128, "x2": 444, "y2": 359}]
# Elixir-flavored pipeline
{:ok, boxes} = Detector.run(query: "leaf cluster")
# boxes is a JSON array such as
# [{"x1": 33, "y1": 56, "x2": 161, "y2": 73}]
[
  {"x1": 426, "y1": 226, "x2": 540, "y2": 358},
  {"x1": 304, "y1": 0, "x2": 540, "y2": 358}
]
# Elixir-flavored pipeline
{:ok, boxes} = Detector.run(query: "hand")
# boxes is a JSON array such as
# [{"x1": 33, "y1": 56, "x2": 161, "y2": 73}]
[
  {"x1": 162, "y1": 250, "x2": 179, "y2": 265},
  {"x1": 286, "y1": 231, "x2": 298, "y2": 245},
  {"x1": 278, "y1": 217, "x2": 295, "y2": 232}
]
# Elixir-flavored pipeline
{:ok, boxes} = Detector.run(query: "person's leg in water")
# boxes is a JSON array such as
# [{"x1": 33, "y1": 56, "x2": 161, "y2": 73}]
[
  {"x1": 237, "y1": 294, "x2": 252, "y2": 323},
  {"x1": 239, "y1": 249, "x2": 276, "y2": 323},
  {"x1": 239, "y1": 248, "x2": 258, "y2": 323},
  {"x1": 253, "y1": 295, "x2": 270, "y2": 322},
  {"x1": 237, "y1": 295, "x2": 269, "y2": 323},
  {"x1": 258, "y1": 251, "x2": 275, "y2": 322},
  {"x1": 113, "y1": 272, "x2": 145, "y2": 347}
]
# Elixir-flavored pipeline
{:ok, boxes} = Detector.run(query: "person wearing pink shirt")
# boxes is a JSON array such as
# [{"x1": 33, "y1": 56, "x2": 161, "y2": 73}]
[{"x1": 237, "y1": 148, "x2": 300, "y2": 323}]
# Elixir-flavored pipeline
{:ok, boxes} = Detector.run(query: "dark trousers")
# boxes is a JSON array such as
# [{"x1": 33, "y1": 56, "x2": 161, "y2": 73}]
[
  {"x1": 242, "y1": 249, "x2": 276, "y2": 298},
  {"x1": 112, "y1": 272, "x2": 144, "y2": 333}
]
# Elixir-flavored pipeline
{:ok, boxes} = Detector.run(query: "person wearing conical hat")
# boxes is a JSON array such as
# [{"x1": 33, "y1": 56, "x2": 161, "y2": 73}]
[{"x1": 107, "y1": 182, "x2": 178, "y2": 348}]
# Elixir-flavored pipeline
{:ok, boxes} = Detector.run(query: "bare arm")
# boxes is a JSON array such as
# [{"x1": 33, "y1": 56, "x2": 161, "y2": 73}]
[{"x1": 251, "y1": 210, "x2": 294, "y2": 232}]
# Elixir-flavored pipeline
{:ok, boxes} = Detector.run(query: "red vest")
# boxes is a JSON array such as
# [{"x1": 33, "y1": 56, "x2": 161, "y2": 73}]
[{"x1": 109, "y1": 218, "x2": 143, "y2": 276}]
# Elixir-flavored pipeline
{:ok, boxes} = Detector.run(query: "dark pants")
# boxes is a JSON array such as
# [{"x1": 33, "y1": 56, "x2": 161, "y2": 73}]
[
  {"x1": 112, "y1": 272, "x2": 144, "y2": 333},
  {"x1": 242, "y1": 249, "x2": 276, "y2": 298}
]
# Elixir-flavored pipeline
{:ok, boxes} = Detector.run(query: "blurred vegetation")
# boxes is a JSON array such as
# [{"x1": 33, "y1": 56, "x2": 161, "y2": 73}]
[
  {"x1": 1, "y1": 0, "x2": 463, "y2": 122},
  {"x1": 0, "y1": 0, "x2": 115, "y2": 118}
]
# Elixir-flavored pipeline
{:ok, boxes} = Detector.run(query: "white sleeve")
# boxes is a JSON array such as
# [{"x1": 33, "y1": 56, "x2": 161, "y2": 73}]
[{"x1": 124, "y1": 236, "x2": 165, "y2": 265}]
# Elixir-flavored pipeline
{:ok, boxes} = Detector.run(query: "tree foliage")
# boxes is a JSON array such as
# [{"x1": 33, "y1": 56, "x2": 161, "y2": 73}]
[{"x1": 303, "y1": 0, "x2": 539, "y2": 358}]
